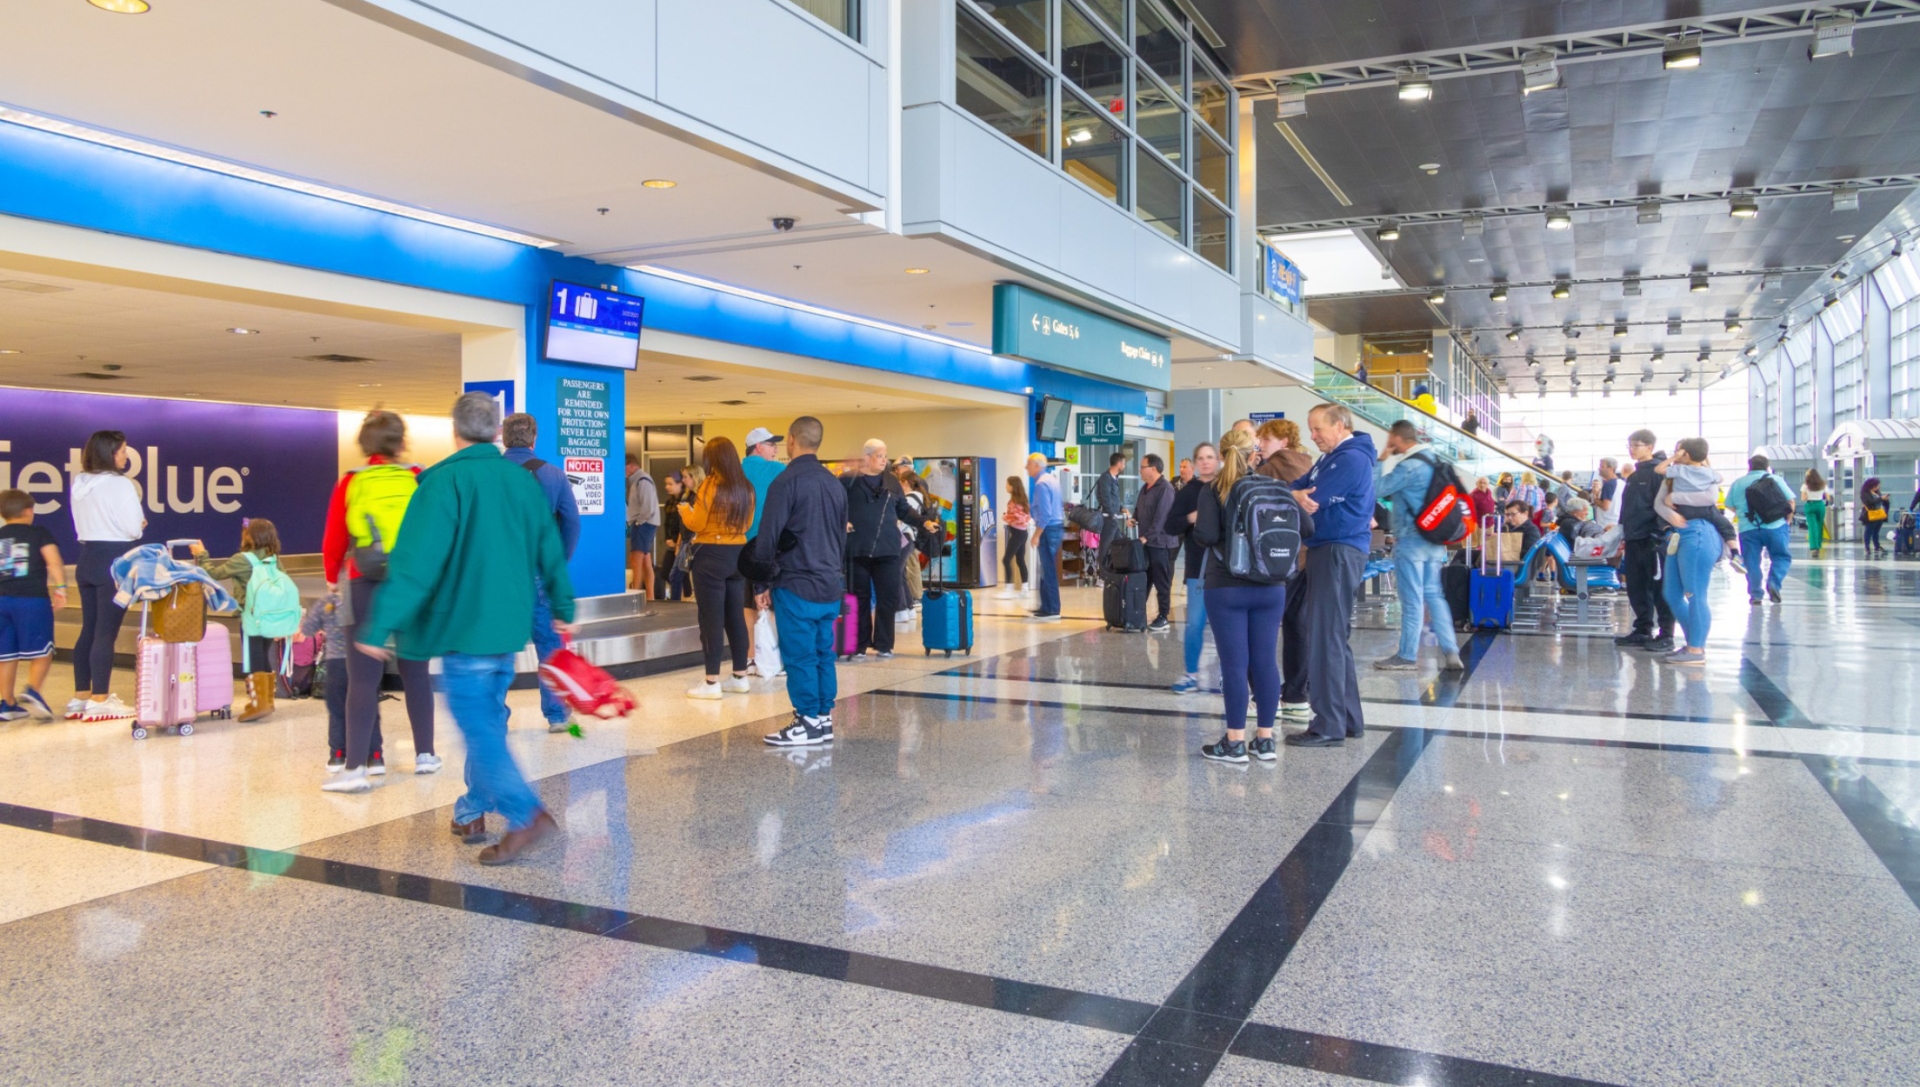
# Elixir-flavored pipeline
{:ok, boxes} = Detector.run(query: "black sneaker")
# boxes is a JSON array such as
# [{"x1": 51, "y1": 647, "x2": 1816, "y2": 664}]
[
  {"x1": 1768, "y1": 587, "x2": 1782, "y2": 603},
  {"x1": 1643, "y1": 635, "x2": 1675, "y2": 652},
  {"x1": 326, "y1": 749, "x2": 346, "y2": 773},
  {"x1": 1613, "y1": 632, "x2": 1648, "y2": 646},
  {"x1": 1749, "y1": 596, "x2": 1762, "y2": 606},
  {"x1": 764, "y1": 714, "x2": 833, "y2": 747},
  {"x1": 1147, "y1": 618, "x2": 1171, "y2": 633},
  {"x1": 1200, "y1": 736, "x2": 1248, "y2": 764},
  {"x1": 368, "y1": 750, "x2": 387, "y2": 776},
  {"x1": 1250, "y1": 736, "x2": 1277, "y2": 762}
]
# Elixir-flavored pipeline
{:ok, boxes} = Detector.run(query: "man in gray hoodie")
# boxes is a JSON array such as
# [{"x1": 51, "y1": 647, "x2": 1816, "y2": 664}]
[{"x1": 625, "y1": 454, "x2": 659, "y2": 596}]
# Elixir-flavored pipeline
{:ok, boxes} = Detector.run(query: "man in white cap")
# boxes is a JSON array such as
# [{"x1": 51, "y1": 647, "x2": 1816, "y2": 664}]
[{"x1": 741, "y1": 426, "x2": 786, "y2": 666}]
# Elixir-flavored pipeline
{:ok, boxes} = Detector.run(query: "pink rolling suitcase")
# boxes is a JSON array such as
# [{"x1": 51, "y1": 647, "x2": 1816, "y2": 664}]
[
  {"x1": 133, "y1": 611, "x2": 234, "y2": 740},
  {"x1": 833, "y1": 591, "x2": 861, "y2": 660}
]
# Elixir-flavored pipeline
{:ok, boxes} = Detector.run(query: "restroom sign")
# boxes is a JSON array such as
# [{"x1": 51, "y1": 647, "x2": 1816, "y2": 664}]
[
  {"x1": 1076, "y1": 412, "x2": 1125, "y2": 441},
  {"x1": 564, "y1": 456, "x2": 605, "y2": 515}
]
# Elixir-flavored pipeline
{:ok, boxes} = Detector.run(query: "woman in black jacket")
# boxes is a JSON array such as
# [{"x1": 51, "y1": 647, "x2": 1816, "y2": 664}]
[
  {"x1": 1166, "y1": 443, "x2": 1217, "y2": 694},
  {"x1": 1861, "y1": 477, "x2": 1891, "y2": 557},
  {"x1": 1191, "y1": 429, "x2": 1312, "y2": 765},
  {"x1": 842, "y1": 440, "x2": 930, "y2": 657}
]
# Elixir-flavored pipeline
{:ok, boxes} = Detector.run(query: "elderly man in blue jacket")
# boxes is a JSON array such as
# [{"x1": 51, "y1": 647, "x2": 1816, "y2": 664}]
[{"x1": 1283, "y1": 403, "x2": 1378, "y2": 748}]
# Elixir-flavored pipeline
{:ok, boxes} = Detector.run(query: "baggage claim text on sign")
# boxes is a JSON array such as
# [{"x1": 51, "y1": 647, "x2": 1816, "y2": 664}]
[{"x1": 992, "y1": 284, "x2": 1171, "y2": 392}]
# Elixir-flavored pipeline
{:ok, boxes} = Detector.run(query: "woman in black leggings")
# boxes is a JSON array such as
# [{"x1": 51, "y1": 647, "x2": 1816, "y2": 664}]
[
  {"x1": 67, "y1": 431, "x2": 144, "y2": 722},
  {"x1": 677, "y1": 437, "x2": 755, "y2": 699},
  {"x1": 999, "y1": 475, "x2": 1031, "y2": 598}
]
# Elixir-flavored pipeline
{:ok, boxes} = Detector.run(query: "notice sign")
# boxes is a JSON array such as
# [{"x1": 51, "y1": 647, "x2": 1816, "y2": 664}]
[{"x1": 564, "y1": 456, "x2": 605, "y2": 515}]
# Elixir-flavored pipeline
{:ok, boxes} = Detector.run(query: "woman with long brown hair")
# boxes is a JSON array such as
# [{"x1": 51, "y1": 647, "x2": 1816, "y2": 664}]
[
  {"x1": 678, "y1": 436, "x2": 755, "y2": 698},
  {"x1": 999, "y1": 475, "x2": 1032, "y2": 599}
]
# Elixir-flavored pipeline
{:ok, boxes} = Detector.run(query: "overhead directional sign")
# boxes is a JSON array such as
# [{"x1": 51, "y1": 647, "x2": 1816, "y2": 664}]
[
  {"x1": 992, "y1": 284, "x2": 1171, "y2": 392},
  {"x1": 1076, "y1": 412, "x2": 1126, "y2": 441}
]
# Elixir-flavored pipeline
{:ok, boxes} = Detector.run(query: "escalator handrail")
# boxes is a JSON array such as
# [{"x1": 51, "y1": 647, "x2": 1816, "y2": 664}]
[{"x1": 1311, "y1": 362, "x2": 1547, "y2": 482}]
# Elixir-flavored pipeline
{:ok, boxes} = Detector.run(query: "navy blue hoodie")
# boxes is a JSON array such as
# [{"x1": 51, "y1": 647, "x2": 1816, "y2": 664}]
[{"x1": 1291, "y1": 431, "x2": 1378, "y2": 554}]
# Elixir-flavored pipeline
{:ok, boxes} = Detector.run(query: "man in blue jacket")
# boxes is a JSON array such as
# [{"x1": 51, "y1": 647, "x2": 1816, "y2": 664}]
[
  {"x1": 1725, "y1": 453, "x2": 1795, "y2": 605},
  {"x1": 1373, "y1": 420, "x2": 1465, "y2": 672},
  {"x1": 1284, "y1": 403, "x2": 1377, "y2": 748},
  {"x1": 502, "y1": 413, "x2": 582, "y2": 734}
]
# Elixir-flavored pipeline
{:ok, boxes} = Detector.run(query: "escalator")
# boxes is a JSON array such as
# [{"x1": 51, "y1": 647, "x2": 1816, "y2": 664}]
[{"x1": 1311, "y1": 362, "x2": 1547, "y2": 487}]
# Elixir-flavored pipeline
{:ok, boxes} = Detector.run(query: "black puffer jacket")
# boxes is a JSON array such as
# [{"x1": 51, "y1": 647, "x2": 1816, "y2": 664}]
[
  {"x1": 843, "y1": 472, "x2": 916, "y2": 559},
  {"x1": 1620, "y1": 452, "x2": 1669, "y2": 542}
]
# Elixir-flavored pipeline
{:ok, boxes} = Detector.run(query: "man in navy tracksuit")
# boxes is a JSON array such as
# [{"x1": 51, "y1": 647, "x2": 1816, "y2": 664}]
[{"x1": 1283, "y1": 404, "x2": 1378, "y2": 747}]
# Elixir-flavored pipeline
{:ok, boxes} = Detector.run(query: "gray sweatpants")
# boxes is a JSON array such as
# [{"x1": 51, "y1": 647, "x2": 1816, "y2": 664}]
[{"x1": 1293, "y1": 544, "x2": 1366, "y2": 739}]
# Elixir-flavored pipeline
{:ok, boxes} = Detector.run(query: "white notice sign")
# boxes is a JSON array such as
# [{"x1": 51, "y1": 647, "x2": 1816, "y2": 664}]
[{"x1": 564, "y1": 456, "x2": 605, "y2": 516}]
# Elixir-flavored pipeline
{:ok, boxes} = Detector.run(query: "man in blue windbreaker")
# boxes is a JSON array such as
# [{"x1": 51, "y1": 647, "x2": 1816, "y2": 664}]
[{"x1": 1283, "y1": 403, "x2": 1378, "y2": 748}]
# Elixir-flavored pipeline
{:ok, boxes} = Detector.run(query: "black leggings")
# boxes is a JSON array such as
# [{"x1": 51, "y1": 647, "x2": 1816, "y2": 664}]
[
  {"x1": 345, "y1": 577, "x2": 434, "y2": 770},
  {"x1": 1865, "y1": 521, "x2": 1885, "y2": 551},
  {"x1": 690, "y1": 544, "x2": 748, "y2": 676},
  {"x1": 73, "y1": 542, "x2": 130, "y2": 698},
  {"x1": 1003, "y1": 528, "x2": 1029, "y2": 583}
]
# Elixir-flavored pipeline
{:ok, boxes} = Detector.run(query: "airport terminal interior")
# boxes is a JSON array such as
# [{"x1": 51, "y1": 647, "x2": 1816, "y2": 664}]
[{"x1": 2, "y1": 1, "x2": 1919, "y2": 1085}]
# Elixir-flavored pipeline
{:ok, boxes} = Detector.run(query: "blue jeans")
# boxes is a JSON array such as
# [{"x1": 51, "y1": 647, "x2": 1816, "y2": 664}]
[
  {"x1": 1392, "y1": 554, "x2": 1459, "y2": 660},
  {"x1": 1662, "y1": 520, "x2": 1720, "y2": 650},
  {"x1": 772, "y1": 588, "x2": 839, "y2": 718},
  {"x1": 530, "y1": 580, "x2": 566, "y2": 725},
  {"x1": 1182, "y1": 577, "x2": 1209, "y2": 675},
  {"x1": 1206, "y1": 582, "x2": 1286, "y2": 733},
  {"x1": 1035, "y1": 524, "x2": 1064, "y2": 615},
  {"x1": 1739, "y1": 526, "x2": 1791, "y2": 597},
  {"x1": 442, "y1": 652, "x2": 543, "y2": 831}
]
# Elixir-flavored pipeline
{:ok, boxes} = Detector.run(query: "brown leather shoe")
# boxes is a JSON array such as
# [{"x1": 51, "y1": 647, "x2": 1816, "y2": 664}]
[
  {"x1": 477, "y1": 809, "x2": 558, "y2": 866},
  {"x1": 450, "y1": 816, "x2": 487, "y2": 844}
]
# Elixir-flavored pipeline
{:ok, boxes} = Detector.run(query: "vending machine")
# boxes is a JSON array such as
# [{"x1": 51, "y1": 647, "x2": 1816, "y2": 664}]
[{"x1": 910, "y1": 456, "x2": 998, "y2": 589}]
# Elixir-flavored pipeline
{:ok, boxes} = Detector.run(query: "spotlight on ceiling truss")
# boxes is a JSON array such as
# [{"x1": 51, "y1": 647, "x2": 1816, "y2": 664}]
[
  {"x1": 1637, "y1": 202, "x2": 1663, "y2": 225},
  {"x1": 1689, "y1": 274, "x2": 1710, "y2": 293},
  {"x1": 1545, "y1": 209, "x2": 1573, "y2": 231},
  {"x1": 1489, "y1": 284, "x2": 1508, "y2": 302},
  {"x1": 1725, "y1": 317, "x2": 1743, "y2": 332},
  {"x1": 1729, "y1": 196, "x2": 1759, "y2": 219},
  {"x1": 1428, "y1": 289, "x2": 1446, "y2": 305},
  {"x1": 1833, "y1": 186, "x2": 1861, "y2": 212},
  {"x1": 1396, "y1": 66, "x2": 1434, "y2": 101},
  {"x1": 1506, "y1": 328, "x2": 1521, "y2": 341},
  {"x1": 1613, "y1": 321, "x2": 1629, "y2": 338},
  {"x1": 1666, "y1": 318, "x2": 1684, "y2": 335},
  {"x1": 1377, "y1": 222, "x2": 1401, "y2": 241},
  {"x1": 1623, "y1": 276, "x2": 1642, "y2": 296},
  {"x1": 1663, "y1": 33, "x2": 1704, "y2": 70},
  {"x1": 1462, "y1": 214, "x2": 1485, "y2": 237},
  {"x1": 1521, "y1": 50, "x2": 1560, "y2": 95},
  {"x1": 1552, "y1": 280, "x2": 1572, "y2": 299},
  {"x1": 1276, "y1": 84, "x2": 1309, "y2": 118},
  {"x1": 1810, "y1": 13, "x2": 1856, "y2": 60}
]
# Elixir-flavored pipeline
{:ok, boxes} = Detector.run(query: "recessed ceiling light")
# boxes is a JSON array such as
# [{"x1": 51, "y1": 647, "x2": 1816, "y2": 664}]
[
  {"x1": 1418, "y1": 162, "x2": 1442, "y2": 174},
  {"x1": 88, "y1": 0, "x2": 150, "y2": 12},
  {"x1": 905, "y1": 267, "x2": 930, "y2": 274},
  {"x1": 641, "y1": 179, "x2": 677, "y2": 189},
  {"x1": 0, "y1": 349, "x2": 18, "y2": 354},
  {"x1": 1838, "y1": 235, "x2": 1856, "y2": 243},
  {"x1": 227, "y1": 327, "x2": 259, "y2": 335},
  {"x1": 357, "y1": 382, "x2": 383, "y2": 388}
]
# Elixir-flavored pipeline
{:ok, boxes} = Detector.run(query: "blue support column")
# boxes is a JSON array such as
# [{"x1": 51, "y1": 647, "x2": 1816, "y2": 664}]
[{"x1": 522, "y1": 310, "x2": 629, "y2": 599}]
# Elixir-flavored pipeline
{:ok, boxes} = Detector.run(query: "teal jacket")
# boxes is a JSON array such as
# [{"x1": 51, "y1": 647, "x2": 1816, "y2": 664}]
[{"x1": 360, "y1": 443, "x2": 576, "y2": 660}]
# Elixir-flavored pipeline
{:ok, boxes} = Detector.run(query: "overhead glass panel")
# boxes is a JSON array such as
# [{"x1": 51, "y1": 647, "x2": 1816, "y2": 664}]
[
  {"x1": 978, "y1": 0, "x2": 1046, "y2": 56},
  {"x1": 1190, "y1": 51, "x2": 1231, "y2": 140},
  {"x1": 1134, "y1": 0, "x2": 1183, "y2": 87},
  {"x1": 1079, "y1": 0, "x2": 1126, "y2": 36},
  {"x1": 785, "y1": 0, "x2": 860, "y2": 39},
  {"x1": 1061, "y1": 3, "x2": 1128, "y2": 119},
  {"x1": 1062, "y1": 92, "x2": 1126, "y2": 201},
  {"x1": 1135, "y1": 145, "x2": 1183, "y2": 240},
  {"x1": 1832, "y1": 332, "x2": 1865, "y2": 425},
  {"x1": 1193, "y1": 124, "x2": 1230, "y2": 206},
  {"x1": 1132, "y1": 65, "x2": 1184, "y2": 169},
  {"x1": 1194, "y1": 193, "x2": 1229, "y2": 271},
  {"x1": 956, "y1": 8, "x2": 1050, "y2": 158}
]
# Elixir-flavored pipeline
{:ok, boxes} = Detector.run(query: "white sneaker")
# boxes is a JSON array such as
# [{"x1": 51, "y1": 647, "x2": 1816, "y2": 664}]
[
  {"x1": 1281, "y1": 701, "x2": 1312, "y2": 721},
  {"x1": 64, "y1": 698, "x2": 86, "y2": 721},
  {"x1": 995, "y1": 587, "x2": 1016, "y2": 599},
  {"x1": 722, "y1": 676, "x2": 751, "y2": 694},
  {"x1": 80, "y1": 696, "x2": 134, "y2": 722},
  {"x1": 415, "y1": 753, "x2": 443, "y2": 775},
  {"x1": 321, "y1": 767, "x2": 371, "y2": 793},
  {"x1": 687, "y1": 681, "x2": 724, "y2": 700}
]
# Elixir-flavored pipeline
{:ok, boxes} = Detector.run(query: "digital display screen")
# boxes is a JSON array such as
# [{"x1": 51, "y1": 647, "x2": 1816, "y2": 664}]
[
  {"x1": 1037, "y1": 396, "x2": 1073, "y2": 442},
  {"x1": 543, "y1": 280, "x2": 645, "y2": 370}
]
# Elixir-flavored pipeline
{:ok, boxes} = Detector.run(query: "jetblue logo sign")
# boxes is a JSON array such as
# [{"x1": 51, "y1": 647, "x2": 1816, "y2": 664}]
[{"x1": 0, "y1": 389, "x2": 339, "y2": 557}]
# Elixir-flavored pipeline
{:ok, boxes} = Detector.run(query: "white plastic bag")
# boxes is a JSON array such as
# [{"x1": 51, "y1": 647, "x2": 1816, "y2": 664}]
[{"x1": 753, "y1": 609, "x2": 783, "y2": 678}]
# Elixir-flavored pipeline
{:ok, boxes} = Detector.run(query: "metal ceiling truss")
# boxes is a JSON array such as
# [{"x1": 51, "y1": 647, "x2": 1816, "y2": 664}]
[
  {"x1": 1237, "y1": 1, "x2": 1920, "y2": 97},
  {"x1": 1258, "y1": 178, "x2": 1919, "y2": 235},
  {"x1": 1308, "y1": 264, "x2": 1828, "y2": 302}
]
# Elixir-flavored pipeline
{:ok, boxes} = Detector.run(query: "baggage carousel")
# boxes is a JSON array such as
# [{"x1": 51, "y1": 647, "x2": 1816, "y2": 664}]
[{"x1": 53, "y1": 554, "x2": 704, "y2": 682}]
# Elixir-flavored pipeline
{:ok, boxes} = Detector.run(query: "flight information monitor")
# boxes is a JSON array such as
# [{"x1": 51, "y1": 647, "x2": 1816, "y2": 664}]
[{"x1": 543, "y1": 280, "x2": 645, "y2": 370}]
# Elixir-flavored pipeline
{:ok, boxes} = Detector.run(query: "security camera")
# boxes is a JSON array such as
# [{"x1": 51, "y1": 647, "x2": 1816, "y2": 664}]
[{"x1": 772, "y1": 217, "x2": 797, "y2": 232}]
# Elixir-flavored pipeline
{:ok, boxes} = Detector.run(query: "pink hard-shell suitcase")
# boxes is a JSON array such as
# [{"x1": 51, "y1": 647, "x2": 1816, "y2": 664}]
[
  {"x1": 194, "y1": 624, "x2": 235, "y2": 716},
  {"x1": 834, "y1": 592, "x2": 861, "y2": 660},
  {"x1": 133, "y1": 611, "x2": 234, "y2": 739}
]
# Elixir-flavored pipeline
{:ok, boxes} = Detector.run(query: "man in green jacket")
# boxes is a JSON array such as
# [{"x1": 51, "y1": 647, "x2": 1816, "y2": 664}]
[{"x1": 358, "y1": 392, "x2": 577, "y2": 865}]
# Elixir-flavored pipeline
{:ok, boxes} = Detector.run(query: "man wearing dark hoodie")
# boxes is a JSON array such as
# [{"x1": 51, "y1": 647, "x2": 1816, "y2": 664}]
[
  {"x1": 1615, "y1": 428, "x2": 1675, "y2": 651},
  {"x1": 1283, "y1": 404, "x2": 1377, "y2": 748}
]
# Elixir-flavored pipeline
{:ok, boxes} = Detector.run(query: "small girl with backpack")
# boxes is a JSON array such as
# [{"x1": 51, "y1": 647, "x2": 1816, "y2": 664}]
[{"x1": 192, "y1": 518, "x2": 303, "y2": 723}]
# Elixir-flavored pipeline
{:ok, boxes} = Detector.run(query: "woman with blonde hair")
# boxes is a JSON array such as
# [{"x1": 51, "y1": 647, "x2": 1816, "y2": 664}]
[
  {"x1": 1513, "y1": 471, "x2": 1544, "y2": 512},
  {"x1": 1191, "y1": 428, "x2": 1311, "y2": 764}
]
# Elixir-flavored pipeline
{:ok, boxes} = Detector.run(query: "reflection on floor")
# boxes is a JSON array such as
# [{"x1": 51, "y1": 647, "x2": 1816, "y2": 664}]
[{"x1": 5, "y1": 562, "x2": 1920, "y2": 1086}]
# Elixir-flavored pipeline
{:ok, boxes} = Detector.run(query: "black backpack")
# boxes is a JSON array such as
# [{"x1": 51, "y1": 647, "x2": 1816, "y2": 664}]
[
  {"x1": 1217, "y1": 476, "x2": 1303, "y2": 584},
  {"x1": 1744, "y1": 474, "x2": 1793, "y2": 525},
  {"x1": 1409, "y1": 453, "x2": 1473, "y2": 546}
]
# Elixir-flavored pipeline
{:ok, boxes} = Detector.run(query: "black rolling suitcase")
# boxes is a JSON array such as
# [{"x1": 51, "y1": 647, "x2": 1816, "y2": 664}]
[
  {"x1": 1440, "y1": 553, "x2": 1473, "y2": 631},
  {"x1": 1104, "y1": 572, "x2": 1149, "y2": 631}
]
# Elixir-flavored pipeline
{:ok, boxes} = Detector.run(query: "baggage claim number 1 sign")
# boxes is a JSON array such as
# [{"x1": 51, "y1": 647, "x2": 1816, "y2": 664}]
[{"x1": 557, "y1": 377, "x2": 610, "y2": 516}]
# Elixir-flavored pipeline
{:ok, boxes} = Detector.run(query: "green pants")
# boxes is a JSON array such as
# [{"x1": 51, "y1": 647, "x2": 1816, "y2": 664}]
[{"x1": 1805, "y1": 500, "x2": 1827, "y2": 553}]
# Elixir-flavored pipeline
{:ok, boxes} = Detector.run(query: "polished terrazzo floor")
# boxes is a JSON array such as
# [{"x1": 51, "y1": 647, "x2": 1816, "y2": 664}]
[{"x1": 3, "y1": 560, "x2": 1918, "y2": 1086}]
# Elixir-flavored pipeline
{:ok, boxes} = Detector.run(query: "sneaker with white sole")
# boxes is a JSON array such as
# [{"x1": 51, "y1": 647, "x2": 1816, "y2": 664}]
[
  {"x1": 321, "y1": 767, "x2": 372, "y2": 793},
  {"x1": 687, "y1": 681, "x2": 724, "y2": 700},
  {"x1": 80, "y1": 696, "x2": 134, "y2": 722},
  {"x1": 763, "y1": 713, "x2": 833, "y2": 747},
  {"x1": 1281, "y1": 702, "x2": 1312, "y2": 722},
  {"x1": 415, "y1": 752, "x2": 443, "y2": 775},
  {"x1": 64, "y1": 698, "x2": 86, "y2": 721},
  {"x1": 722, "y1": 676, "x2": 751, "y2": 694},
  {"x1": 0, "y1": 703, "x2": 27, "y2": 722},
  {"x1": 21, "y1": 688, "x2": 52, "y2": 721},
  {"x1": 1170, "y1": 675, "x2": 1201, "y2": 694},
  {"x1": 368, "y1": 751, "x2": 387, "y2": 777}
]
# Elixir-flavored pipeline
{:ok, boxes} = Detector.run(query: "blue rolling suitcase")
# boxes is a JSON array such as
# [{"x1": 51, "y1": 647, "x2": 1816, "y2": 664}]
[
  {"x1": 1469, "y1": 523, "x2": 1514, "y2": 630},
  {"x1": 921, "y1": 559, "x2": 974, "y2": 658}
]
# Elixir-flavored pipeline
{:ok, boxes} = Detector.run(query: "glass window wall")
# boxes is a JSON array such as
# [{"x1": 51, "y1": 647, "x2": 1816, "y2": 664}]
[
  {"x1": 954, "y1": 0, "x2": 1234, "y2": 271},
  {"x1": 956, "y1": 8, "x2": 1051, "y2": 158},
  {"x1": 785, "y1": 0, "x2": 859, "y2": 39},
  {"x1": 1792, "y1": 361, "x2": 1813, "y2": 443},
  {"x1": 1832, "y1": 332, "x2": 1864, "y2": 426},
  {"x1": 1894, "y1": 297, "x2": 1920, "y2": 418}
]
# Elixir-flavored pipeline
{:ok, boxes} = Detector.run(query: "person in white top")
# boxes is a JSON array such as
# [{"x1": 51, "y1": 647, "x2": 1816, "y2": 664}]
[
  {"x1": 1799, "y1": 468, "x2": 1830, "y2": 558},
  {"x1": 69, "y1": 430, "x2": 145, "y2": 721}
]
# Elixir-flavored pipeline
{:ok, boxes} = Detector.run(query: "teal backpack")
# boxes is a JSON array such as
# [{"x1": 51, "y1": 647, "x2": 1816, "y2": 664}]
[{"x1": 241, "y1": 552, "x2": 304, "y2": 642}]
